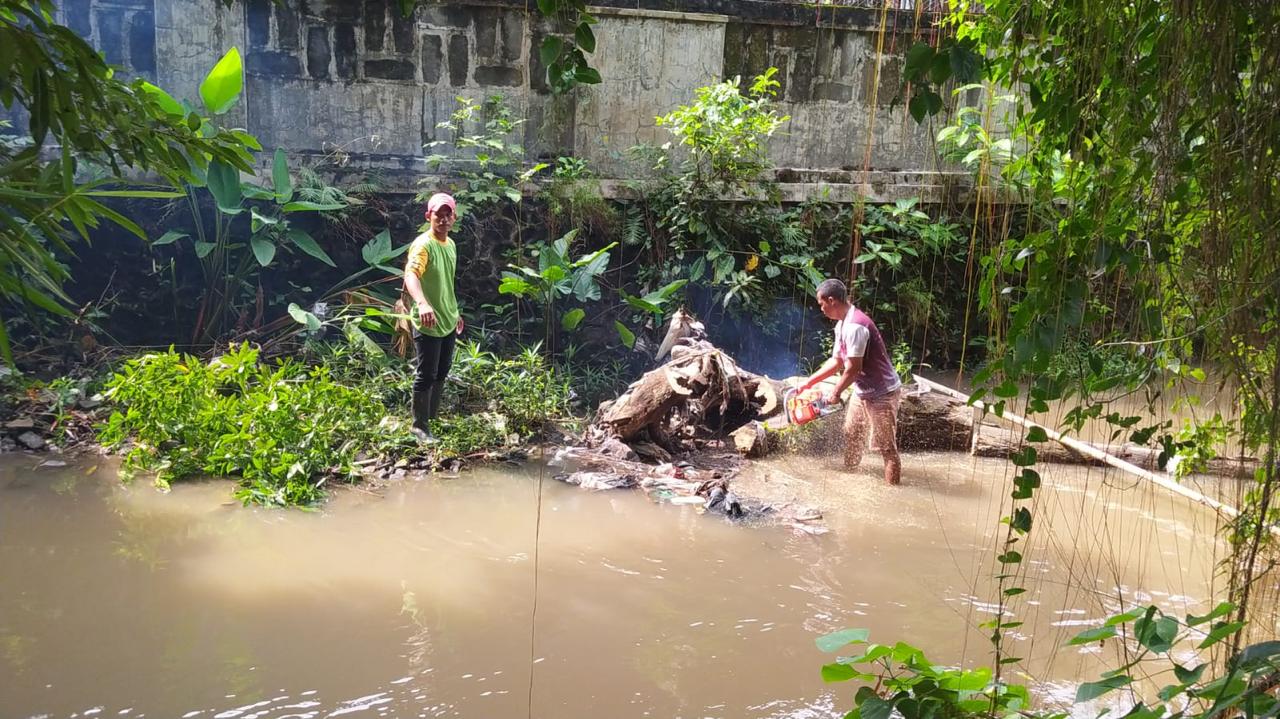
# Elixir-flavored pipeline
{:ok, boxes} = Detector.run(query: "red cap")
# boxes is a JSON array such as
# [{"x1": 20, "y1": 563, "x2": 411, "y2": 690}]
[{"x1": 425, "y1": 192, "x2": 456, "y2": 220}]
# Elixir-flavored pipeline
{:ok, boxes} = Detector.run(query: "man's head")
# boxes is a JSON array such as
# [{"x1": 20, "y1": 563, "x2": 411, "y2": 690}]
[
  {"x1": 815, "y1": 278, "x2": 850, "y2": 320},
  {"x1": 424, "y1": 192, "x2": 457, "y2": 235}
]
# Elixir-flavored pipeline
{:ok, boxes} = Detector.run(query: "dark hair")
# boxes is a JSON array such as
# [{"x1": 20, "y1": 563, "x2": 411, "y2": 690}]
[{"x1": 816, "y1": 278, "x2": 847, "y2": 302}]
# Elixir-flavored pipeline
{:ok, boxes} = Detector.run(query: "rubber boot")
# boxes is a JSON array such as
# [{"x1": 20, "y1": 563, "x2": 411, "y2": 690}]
[
  {"x1": 426, "y1": 381, "x2": 445, "y2": 422},
  {"x1": 411, "y1": 389, "x2": 436, "y2": 443}
]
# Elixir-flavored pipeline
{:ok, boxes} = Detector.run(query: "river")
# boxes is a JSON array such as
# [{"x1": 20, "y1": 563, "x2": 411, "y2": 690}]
[{"x1": 0, "y1": 451, "x2": 1226, "y2": 718}]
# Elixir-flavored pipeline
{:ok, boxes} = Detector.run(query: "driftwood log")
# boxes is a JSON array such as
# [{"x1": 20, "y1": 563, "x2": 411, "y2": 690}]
[{"x1": 970, "y1": 419, "x2": 1259, "y2": 477}]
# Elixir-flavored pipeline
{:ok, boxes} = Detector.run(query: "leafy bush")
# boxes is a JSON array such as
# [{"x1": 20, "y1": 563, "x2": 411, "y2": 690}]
[
  {"x1": 819, "y1": 603, "x2": 1280, "y2": 719},
  {"x1": 97, "y1": 338, "x2": 573, "y2": 506},
  {"x1": 449, "y1": 341, "x2": 572, "y2": 436},
  {"x1": 422, "y1": 95, "x2": 546, "y2": 214},
  {"x1": 497, "y1": 230, "x2": 616, "y2": 352},
  {"x1": 99, "y1": 344, "x2": 403, "y2": 506},
  {"x1": 655, "y1": 68, "x2": 789, "y2": 186}
]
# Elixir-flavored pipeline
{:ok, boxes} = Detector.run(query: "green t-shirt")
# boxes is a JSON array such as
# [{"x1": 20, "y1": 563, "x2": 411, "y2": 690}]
[{"x1": 404, "y1": 231, "x2": 459, "y2": 337}]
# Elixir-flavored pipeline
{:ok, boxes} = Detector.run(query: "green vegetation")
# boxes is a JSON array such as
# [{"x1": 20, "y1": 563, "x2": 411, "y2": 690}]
[
  {"x1": 823, "y1": 4, "x2": 1280, "y2": 717},
  {"x1": 0, "y1": 1, "x2": 255, "y2": 364},
  {"x1": 498, "y1": 231, "x2": 616, "y2": 353},
  {"x1": 97, "y1": 340, "x2": 570, "y2": 506},
  {"x1": 422, "y1": 95, "x2": 547, "y2": 216},
  {"x1": 820, "y1": 602, "x2": 1280, "y2": 719},
  {"x1": 99, "y1": 343, "x2": 400, "y2": 505}
]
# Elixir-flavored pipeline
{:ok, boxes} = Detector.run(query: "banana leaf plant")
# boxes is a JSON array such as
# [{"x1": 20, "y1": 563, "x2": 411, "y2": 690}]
[
  {"x1": 498, "y1": 229, "x2": 616, "y2": 353},
  {"x1": 145, "y1": 48, "x2": 346, "y2": 343}
]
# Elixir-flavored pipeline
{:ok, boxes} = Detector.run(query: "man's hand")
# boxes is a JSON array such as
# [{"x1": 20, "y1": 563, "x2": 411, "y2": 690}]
[
  {"x1": 456, "y1": 316, "x2": 465, "y2": 335},
  {"x1": 418, "y1": 303, "x2": 437, "y2": 329},
  {"x1": 822, "y1": 390, "x2": 840, "y2": 406}
]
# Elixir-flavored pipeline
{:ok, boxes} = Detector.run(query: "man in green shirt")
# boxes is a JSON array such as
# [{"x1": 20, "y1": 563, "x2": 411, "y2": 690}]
[{"x1": 404, "y1": 192, "x2": 464, "y2": 441}]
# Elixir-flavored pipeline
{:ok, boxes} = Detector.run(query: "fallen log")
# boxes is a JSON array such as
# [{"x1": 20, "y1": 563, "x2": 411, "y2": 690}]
[
  {"x1": 971, "y1": 420, "x2": 1259, "y2": 477},
  {"x1": 911, "y1": 375, "x2": 1279, "y2": 537}
]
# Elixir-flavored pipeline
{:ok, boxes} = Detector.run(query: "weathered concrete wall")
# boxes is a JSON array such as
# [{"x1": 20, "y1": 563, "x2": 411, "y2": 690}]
[{"x1": 26, "y1": 0, "x2": 969, "y2": 199}]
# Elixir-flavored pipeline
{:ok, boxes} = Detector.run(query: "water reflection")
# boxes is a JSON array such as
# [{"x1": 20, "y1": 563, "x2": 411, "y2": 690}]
[{"x1": 0, "y1": 453, "x2": 1227, "y2": 718}]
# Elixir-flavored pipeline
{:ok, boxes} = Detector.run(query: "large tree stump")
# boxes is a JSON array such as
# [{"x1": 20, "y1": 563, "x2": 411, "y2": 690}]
[{"x1": 598, "y1": 348, "x2": 783, "y2": 444}]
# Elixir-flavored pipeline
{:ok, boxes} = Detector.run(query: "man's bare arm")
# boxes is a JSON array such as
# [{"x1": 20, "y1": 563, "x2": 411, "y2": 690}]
[
  {"x1": 825, "y1": 356, "x2": 862, "y2": 403},
  {"x1": 801, "y1": 358, "x2": 841, "y2": 389}
]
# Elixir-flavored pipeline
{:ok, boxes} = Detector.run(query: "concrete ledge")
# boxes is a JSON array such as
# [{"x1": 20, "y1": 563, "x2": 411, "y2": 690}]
[
  {"x1": 275, "y1": 151, "x2": 981, "y2": 203},
  {"x1": 591, "y1": 6, "x2": 728, "y2": 24}
]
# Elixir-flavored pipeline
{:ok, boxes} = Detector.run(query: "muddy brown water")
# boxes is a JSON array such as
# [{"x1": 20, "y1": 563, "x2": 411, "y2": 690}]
[{"x1": 0, "y1": 451, "x2": 1230, "y2": 719}]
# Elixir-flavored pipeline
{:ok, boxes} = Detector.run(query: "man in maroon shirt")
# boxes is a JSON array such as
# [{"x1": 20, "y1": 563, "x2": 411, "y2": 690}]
[{"x1": 798, "y1": 279, "x2": 904, "y2": 485}]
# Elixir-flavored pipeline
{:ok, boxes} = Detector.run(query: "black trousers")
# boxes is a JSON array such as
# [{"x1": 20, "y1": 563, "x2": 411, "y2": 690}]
[{"x1": 413, "y1": 332, "x2": 457, "y2": 392}]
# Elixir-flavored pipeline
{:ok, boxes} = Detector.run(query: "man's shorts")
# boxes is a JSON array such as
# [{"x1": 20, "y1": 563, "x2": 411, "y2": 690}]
[{"x1": 845, "y1": 387, "x2": 902, "y2": 451}]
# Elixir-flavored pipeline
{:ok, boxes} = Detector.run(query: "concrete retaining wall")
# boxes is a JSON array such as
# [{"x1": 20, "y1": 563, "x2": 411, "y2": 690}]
[{"x1": 32, "y1": 0, "x2": 973, "y2": 200}]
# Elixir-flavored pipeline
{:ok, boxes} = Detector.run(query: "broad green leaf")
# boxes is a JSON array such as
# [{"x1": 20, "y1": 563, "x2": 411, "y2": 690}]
[
  {"x1": 287, "y1": 229, "x2": 336, "y2": 267},
  {"x1": 200, "y1": 47, "x2": 243, "y2": 114},
  {"x1": 1025, "y1": 426, "x2": 1049, "y2": 442},
  {"x1": 542, "y1": 265, "x2": 568, "y2": 284},
  {"x1": 287, "y1": 302, "x2": 321, "y2": 332},
  {"x1": 650, "y1": 278, "x2": 689, "y2": 300},
  {"x1": 568, "y1": 269, "x2": 602, "y2": 302},
  {"x1": 614, "y1": 321, "x2": 635, "y2": 349},
  {"x1": 153, "y1": 230, "x2": 188, "y2": 246},
  {"x1": 540, "y1": 37, "x2": 563, "y2": 68},
  {"x1": 84, "y1": 189, "x2": 185, "y2": 199},
  {"x1": 908, "y1": 91, "x2": 929, "y2": 123},
  {"x1": 360, "y1": 230, "x2": 405, "y2": 266},
  {"x1": 242, "y1": 185, "x2": 276, "y2": 201},
  {"x1": 499, "y1": 275, "x2": 534, "y2": 296},
  {"x1": 1068, "y1": 626, "x2": 1117, "y2": 645},
  {"x1": 1105, "y1": 606, "x2": 1151, "y2": 626},
  {"x1": 929, "y1": 51, "x2": 951, "y2": 85},
  {"x1": 1135, "y1": 614, "x2": 1178, "y2": 653},
  {"x1": 250, "y1": 207, "x2": 278, "y2": 231},
  {"x1": 561, "y1": 308, "x2": 585, "y2": 331},
  {"x1": 622, "y1": 293, "x2": 663, "y2": 315},
  {"x1": 860, "y1": 697, "x2": 893, "y2": 719},
  {"x1": 816, "y1": 628, "x2": 870, "y2": 653},
  {"x1": 250, "y1": 235, "x2": 276, "y2": 266},
  {"x1": 140, "y1": 81, "x2": 185, "y2": 116},
  {"x1": 1010, "y1": 446, "x2": 1037, "y2": 466},
  {"x1": 940, "y1": 667, "x2": 992, "y2": 691},
  {"x1": 903, "y1": 42, "x2": 935, "y2": 80},
  {"x1": 1172, "y1": 663, "x2": 1205, "y2": 684},
  {"x1": 344, "y1": 323, "x2": 384, "y2": 356},
  {"x1": 1009, "y1": 507, "x2": 1032, "y2": 533},
  {"x1": 994, "y1": 379, "x2": 1020, "y2": 397},
  {"x1": 821, "y1": 662, "x2": 857, "y2": 683},
  {"x1": 283, "y1": 200, "x2": 346, "y2": 212},
  {"x1": 194, "y1": 241, "x2": 216, "y2": 258},
  {"x1": 206, "y1": 160, "x2": 242, "y2": 213},
  {"x1": 272, "y1": 148, "x2": 293, "y2": 201},
  {"x1": 1197, "y1": 621, "x2": 1245, "y2": 649},
  {"x1": 1187, "y1": 602, "x2": 1233, "y2": 626},
  {"x1": 949, "y1": 42, "x2": 981, "y2": 83},
  {"x1": 1076, "y1": 675, "x2": 1131, "y2": 702},
  {"x1": 575, "y1": 22, "x2": 596, "y2": 53}
]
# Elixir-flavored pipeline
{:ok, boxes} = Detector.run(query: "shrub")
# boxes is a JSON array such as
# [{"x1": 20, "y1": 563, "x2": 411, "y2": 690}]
[
  {"x1": 99, "y1": 344, "x2": 402, "y2": 506},
  {"x1": 449, "y1": 341, "x2": 572, "y2": 436}
]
